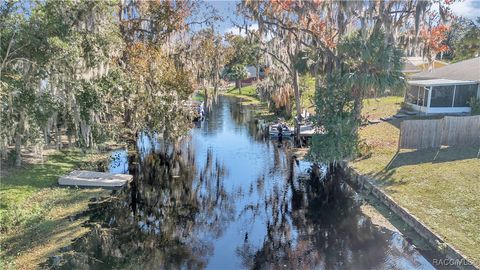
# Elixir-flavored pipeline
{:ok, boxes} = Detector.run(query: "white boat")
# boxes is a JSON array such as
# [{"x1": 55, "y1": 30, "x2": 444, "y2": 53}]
[{"x1": 269, "y1": 124, "x2": 293, "y2": 137}]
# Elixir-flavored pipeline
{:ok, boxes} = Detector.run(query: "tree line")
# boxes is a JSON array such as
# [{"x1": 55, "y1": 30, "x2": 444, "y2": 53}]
[
  {"x1": 235, "y1": 0, "x2": 479, "y2": 163},
  {"x1": 2, "y1": 0, "x2": 479, "y2": 167},
  {"x1": 0, "y1": 0, "x2": 224, "y2": 167}
]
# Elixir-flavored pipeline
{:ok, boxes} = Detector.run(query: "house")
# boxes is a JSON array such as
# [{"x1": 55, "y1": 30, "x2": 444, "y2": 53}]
[
  {"x1": 240, "y1": 65, "x2": 265, "y2": 85},
  {"x1": 405, "y1": 57, "x2": 480, "y2": 114},
  {"x1": 245, "y1": 65, "x2": 265, "y2": 79},
  {"x1": 402, "y1": 58, "x2": 422, "y2": 74},
  {"x1": 402, "y1": 56, "x2": 449, "y2": 75}
]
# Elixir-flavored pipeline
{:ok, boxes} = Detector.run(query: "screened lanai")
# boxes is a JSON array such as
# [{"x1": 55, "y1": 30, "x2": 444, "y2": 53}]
[{"x1": 405, "y1": 79, "x2": 479, "y2": 114}]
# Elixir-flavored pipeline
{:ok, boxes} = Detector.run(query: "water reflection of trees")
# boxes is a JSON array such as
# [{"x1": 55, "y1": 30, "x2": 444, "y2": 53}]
[
  {"x1": 236, "y1": 160, "x2": 398, "y2": 270},
  {"x1": 46, "y1": 145, "x2": 234, "y2": 269}
]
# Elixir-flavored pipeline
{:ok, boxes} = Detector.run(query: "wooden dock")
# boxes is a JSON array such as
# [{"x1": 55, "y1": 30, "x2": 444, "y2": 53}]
[
  {"x1": 298, "y1": 124, "x2": 316, "y2": 138},
  {"x1": 295, "y1": 123, "x2": 324, "y2": 147},
  {"x1": 294, "y1": 114, "x2": 317, "y2": 139},
  {"x1": 58, "y1": 170, "x2": 132, "y2": 189}
]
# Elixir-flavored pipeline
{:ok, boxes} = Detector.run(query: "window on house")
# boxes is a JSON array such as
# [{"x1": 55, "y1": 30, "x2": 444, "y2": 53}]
[
  {"x1": 454, "y1": 84, "x2": 478, "y2": 107},
  {"x1": 430, "y1": 85, "x2": 454, "y2": 107},
  {"x1": 406, "y1": 85, "x2": 420, "y2": 104}
]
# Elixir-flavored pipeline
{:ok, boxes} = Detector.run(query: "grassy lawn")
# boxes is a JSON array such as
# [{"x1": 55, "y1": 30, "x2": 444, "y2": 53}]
[
  {"x1": 220, "y1": 84, "x2": 282, "y2": 124},
  {"x1": 361, "y1": 96, "x2": 404, "y2": 120},
  {"x1": 222, "y1": 76, "x2": 317, "y2": 119},
  {"x1": 0, "y1": 150, "x2": 110, "y2": 269},
  {"x1": 193, "y1": 87, "x2": 218, "y2": 102},
  {"x1": 193, "y1": 92, "x2": 205, "y2": 102},
  {"x1": 352, "y1": 96, "x2": 480, "y2": 266},
  {"x1": 222, "y1": 84, "x2": 261, "y2": 105}
]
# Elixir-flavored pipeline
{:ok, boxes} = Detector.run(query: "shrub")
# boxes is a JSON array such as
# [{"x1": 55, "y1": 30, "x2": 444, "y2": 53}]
[{"x1": 469, "y1": 97, "x2": 480, "y2": 115}]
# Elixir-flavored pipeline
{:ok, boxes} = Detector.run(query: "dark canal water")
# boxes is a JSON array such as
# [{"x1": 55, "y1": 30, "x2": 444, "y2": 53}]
[{"x1": 48, "y1": 96, "x2": 440, "y2": 269}]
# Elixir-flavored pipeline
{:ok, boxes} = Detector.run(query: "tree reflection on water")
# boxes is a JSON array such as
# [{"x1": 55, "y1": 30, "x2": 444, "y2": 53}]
[
  {"x1": 236, "y1": 174, "x2": 385, "y2": 269},
  {"x1": 47, "y1": 144, "x2": 234, "y2": 269},
  {"x1": 45, "y1": 97, "x2": 436, "y2": 270}
]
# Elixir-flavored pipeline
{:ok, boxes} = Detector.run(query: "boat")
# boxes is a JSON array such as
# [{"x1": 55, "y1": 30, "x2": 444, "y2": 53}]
[
  {"x1": 186, "y1": 100, "x2": 205, "y2": 122},
  {"x1": 269, "y1": 124, "x2": 293, "y2": 137}
]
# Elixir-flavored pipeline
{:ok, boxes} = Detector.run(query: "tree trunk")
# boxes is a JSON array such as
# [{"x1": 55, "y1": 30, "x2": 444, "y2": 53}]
[
  {"x1": 67, "y1": 131, "x2": 72, "y2": 147},
  {"x1": 235, "y1": 79, "x2": 240, "y2": 89},
  {"x1": 204, "y1": 87, "x2": 208, "y2": 113},
  {"x1": 292, "y1": 69, "x2": 302, "y2": 119},
  {"x1": 14, "y1": 132, "x2": 22, "y2": 167},
  {"x1": 292, "y1": 69, "x2": 302, "y2": 142},
  {"x1": 256, "y1": 59, "x2": 260, "y2": 82},
  {"x1": 55, "y1": 118, "x2": 61, "y2": 150},
  {"x1": 352, "y1": 92, "x2": 363, "y2": 135},
  {"x1": 65, "y1": 119, "x2": 72, "y2": 148},
  {"x1": 14, "y1": 112, "x2": 25, "y2": 167},
  {"x1": 43, "y1": 127, "x2": 50, "y2": 146},
  {"x1": 213, "y1": 71, "x2": 219, "y2": 97},
  {"x1": 123, "y1": 96, "x2": 131, "y2": 128}
]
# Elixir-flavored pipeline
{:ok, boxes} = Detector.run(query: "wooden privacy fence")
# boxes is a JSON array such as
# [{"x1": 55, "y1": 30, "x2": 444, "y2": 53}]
[{"x1": 399, "y1": 115, "x2": 480, "y2": 149}]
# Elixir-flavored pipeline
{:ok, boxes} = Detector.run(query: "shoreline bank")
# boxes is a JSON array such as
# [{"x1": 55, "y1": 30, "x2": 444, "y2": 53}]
[
  {"x1": 341, "y1": 162, "x2": 478, "y2": 270},
  {"x1": 0, "y1": 149, "x2": 113, "y2": 269}
]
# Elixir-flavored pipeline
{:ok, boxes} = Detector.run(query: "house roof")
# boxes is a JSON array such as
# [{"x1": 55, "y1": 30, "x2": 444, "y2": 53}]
[
  {"x1": 404, "y1": 56, "x2": 448, "y2": 67},
  {"x1": 410, "y1": 57, "x2": 480, "y2": 82},
  {"x1": 408, "y1": 79, "x2": 478, "y2": 87},
  {"x1": 402, "y1": 59, "x2": 421, "y2": 73}
]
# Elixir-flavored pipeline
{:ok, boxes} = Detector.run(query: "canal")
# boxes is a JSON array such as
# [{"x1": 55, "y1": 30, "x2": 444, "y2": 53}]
[{"x1": 48, "y1": 96, "x2": 441, "y2": 269}]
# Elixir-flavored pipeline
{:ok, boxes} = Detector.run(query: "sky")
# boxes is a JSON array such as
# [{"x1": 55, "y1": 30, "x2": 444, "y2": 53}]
[
  {"x1": 450, "y1": 0, "x2": 480, "y2": 21},
  {"x1": 201, "y1": 0, "x2": 480, "y2": 36},
  {"x1": 200, "y1": 0, "x2": 247, "y2": 35}
]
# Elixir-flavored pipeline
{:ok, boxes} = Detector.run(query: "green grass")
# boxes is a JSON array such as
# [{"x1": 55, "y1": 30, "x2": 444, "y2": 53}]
[
  {"x1": 352, "y1": 97, "x2": 480, "y2": 267},
  {"x1": 223, "y1": 76, "x2": 316, "y2": 117},
  {"x1": 192, "y1": 92, "x2": 205, "y2": 102},
  {"x1": 192, "y1": 87, "x2": 218, "y2": 102},
  {"x1": 227, "y1": 84, "x2": 257, "y2": 96},
  {"x1": 222, "y1": 84, "x2": 261, "y2": 105},
  {"x1": 0, "y1": 149, "x2": 109, "y2": 269},
  {"x1": 362, "y1": 96, "x2": 403, "y2": 120},
  {"x1": 221, "y1": 84, "x2": 281, "y2": 123}
]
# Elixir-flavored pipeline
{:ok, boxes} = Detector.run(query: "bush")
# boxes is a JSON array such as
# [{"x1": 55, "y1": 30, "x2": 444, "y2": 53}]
[
  {"x1": 357, "y1": 140, "x2": 372, "y2": 160},
  {"x1": 469, "y1": 97, "x2": 480, "y2": 115}
]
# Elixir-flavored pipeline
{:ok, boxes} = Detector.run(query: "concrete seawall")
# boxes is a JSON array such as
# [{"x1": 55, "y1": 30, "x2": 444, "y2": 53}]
[{"x1": 341, "y1": 162, "x2": 478, "y2": 270}]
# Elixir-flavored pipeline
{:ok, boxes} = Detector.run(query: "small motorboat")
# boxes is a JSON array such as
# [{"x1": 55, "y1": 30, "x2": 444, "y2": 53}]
[
  {"x1": 188, "y1": 101, "x2": 205, "y2": 122},
  {"x1": 269, "y1": 124, "x2": 293, "y2": 137}
]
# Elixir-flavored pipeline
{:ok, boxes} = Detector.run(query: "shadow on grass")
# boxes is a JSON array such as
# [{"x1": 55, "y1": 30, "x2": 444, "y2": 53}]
[
  {"x1": 385, "y1": 146, "x2": 480, "y2": 170},
  {"x1": 1, "y1": 151, "x2": 91, "y2": 189},
  {"x1": 0, "y1": 189, "x2": 107, "y2": 267},
  {"x1": 1, "y1": 215, "x2": 86, "y2": 261},
  {"x1": 362, "y1": 169, "x2": 408, "y2": 191},
  {"x1": 361, "y1": 146, "x2": 480, "y2": 189}
]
